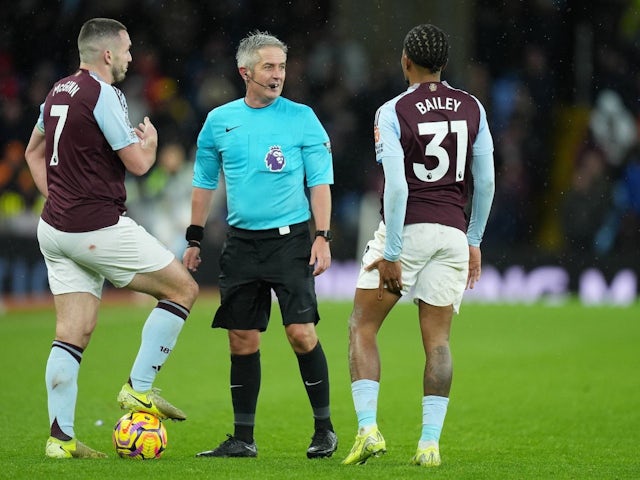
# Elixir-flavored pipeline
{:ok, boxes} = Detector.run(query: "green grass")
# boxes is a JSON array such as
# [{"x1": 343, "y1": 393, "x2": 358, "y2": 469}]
[{"x1": 1, "y1": 296, "x2": 639, "y2": 479}]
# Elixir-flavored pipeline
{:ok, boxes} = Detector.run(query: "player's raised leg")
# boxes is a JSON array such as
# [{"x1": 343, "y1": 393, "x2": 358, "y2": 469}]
[{"x1": 117, "y1": 258, "x2": 198, "y2": 421}]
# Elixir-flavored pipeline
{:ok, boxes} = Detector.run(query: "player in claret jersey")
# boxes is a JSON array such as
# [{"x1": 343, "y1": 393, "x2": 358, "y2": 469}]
[
  {"x1": 342, "y1": 23, "x2": 495, "y2": 467},
  {"x1": 24, "y1": 18, "x2": 198, "y2": 459}
]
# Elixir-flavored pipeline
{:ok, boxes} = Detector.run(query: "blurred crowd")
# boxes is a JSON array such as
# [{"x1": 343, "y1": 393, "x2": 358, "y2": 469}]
[
  {"x1": 1, "y1": 0, "x2": 639, "y2": 264},
  {"x1": 472, "y1": 0, "x2": 640, "y2": 260}
]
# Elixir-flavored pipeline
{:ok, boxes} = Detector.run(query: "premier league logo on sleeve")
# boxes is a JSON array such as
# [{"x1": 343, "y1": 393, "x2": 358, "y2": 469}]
[{"x1": 265, "y1": 145, "x2": 285, "y2": 172}]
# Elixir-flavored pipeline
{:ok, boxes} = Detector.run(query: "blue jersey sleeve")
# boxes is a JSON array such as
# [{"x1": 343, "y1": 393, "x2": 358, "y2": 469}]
[
  {"x1": 36, "y1": 103, "x2": 45, "y2": 133},
  {"x1": 467, "y1": 152, "x2": 495, "y2": 246},
  {"x1": 467, "y1": 97, "x2": 495, "y2": 246},
  {"x1": 93, "y1": 84, "x2": 138, "y2": 151},
  {"x1": 375, "y1": 99, "x2": 404, "y2": 163},
  {"x1": 301, "y1": 107, "x2": 333, "y2": 187},
  {"x1": 472, "y1": 97, "x2": 493, "y2": 156},
  {"x1": 375, "y1": 99, "x2": 407, "y2": 260},
  {"x1": 382, "y1": 155, "x2": 408, "y2": 261},
  {"x1": 193, "y1": 111, "x2": 221, "y2": 190}
]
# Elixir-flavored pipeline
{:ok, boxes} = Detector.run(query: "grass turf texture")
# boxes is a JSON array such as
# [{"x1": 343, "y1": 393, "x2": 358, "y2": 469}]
[{"x1": 1, "y1": 295, "x2": 639, "y2": 479}]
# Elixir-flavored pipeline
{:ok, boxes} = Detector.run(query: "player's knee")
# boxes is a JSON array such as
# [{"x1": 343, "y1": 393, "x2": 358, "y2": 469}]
[
  {"x1": 184, "y1": 275, "x2": 199, "y2": 303},
  {"x1": 174, "y1": 276, "x2": 198, "y2": 310},
  {"x1": 167, "y1": 261, "x2": 199, "y2": 302}
]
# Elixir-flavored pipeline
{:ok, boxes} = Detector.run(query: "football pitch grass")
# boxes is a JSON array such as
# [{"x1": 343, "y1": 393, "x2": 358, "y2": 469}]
[{"x1": 1, "y1": 294, "x2": 638, "y2": 479}]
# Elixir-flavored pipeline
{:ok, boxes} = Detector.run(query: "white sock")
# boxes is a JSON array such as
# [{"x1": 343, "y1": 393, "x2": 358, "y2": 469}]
[
  {"x1": 129, "y1": 301, "x2": 187, "y2": 391},
  {"x1": 46, "y1": 341, "x2": 82, "y2": 438},
  {"x1": 420, "y1": 395, "x2": 449, "y2": 443},
  {"x1": 351, "y1": 379, "x2": 379, "y2": 430}
]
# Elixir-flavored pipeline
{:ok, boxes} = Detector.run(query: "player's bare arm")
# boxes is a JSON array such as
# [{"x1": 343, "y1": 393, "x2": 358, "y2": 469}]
[
  {"x1": 24, "y1": 126, "x2": 48, "y2": 198},
  {"x1": 117, "y1": 116, "x2": 158, "y2": 176}
]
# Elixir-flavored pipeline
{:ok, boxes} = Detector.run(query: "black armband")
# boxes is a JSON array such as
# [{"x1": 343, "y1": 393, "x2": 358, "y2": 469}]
[{"x1": 186, "y1": 224, "x2": 204, "y2": 243}]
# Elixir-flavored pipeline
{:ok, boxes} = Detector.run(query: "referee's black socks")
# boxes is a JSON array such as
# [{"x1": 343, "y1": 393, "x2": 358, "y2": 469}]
[
  {"x1": 296, "y1": 341, "x2": 334, "y2": 432},
  {"x1": 230, "y1": 350, "x2": 261, "y2": 443}
]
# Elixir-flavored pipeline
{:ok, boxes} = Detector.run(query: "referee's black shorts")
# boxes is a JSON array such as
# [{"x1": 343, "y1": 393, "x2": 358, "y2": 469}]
[{"x1": 212, "y1": 222, "x2": 319, "y2": 331}]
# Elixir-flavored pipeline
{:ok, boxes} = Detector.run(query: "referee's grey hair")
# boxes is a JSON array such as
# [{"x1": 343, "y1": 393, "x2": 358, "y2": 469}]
[
  {"x1": 403, "y1": 24, "x2": 449, "y2": 73},
  {"x1": 236, "y1": 30, "x2": 288, "y2": 69}
]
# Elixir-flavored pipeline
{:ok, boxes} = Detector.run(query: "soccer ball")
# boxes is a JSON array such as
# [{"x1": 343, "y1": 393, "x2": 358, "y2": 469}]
[{"x1": 113, "y1": 411, "x2": 167, "y2": 459}]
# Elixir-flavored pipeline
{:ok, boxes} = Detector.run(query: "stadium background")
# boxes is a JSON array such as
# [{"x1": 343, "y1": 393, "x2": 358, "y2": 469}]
[{"x1": 1, "y1": 0, "x2": 638, "y2": 305}]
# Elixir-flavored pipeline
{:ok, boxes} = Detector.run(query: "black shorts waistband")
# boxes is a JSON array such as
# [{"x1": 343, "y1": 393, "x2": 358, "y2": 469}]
[{"x1": 228, "y1": 221, "x2": 309, "y2": 239}]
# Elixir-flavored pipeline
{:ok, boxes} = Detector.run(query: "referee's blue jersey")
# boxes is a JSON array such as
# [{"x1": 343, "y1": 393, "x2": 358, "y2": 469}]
[{"x1": 193, "y1": 96, "x2": 333, "y2": 230}]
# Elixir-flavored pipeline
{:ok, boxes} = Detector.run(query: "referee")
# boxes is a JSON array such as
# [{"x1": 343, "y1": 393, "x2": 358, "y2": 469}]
[{"x1": 183, "y1": 30, "x2": 337, "y2": 460}]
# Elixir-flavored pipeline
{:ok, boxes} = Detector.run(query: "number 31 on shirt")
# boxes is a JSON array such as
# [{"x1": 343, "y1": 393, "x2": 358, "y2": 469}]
[{"x1": 415, "y1": 120, "x2": 468, "y2": 183}]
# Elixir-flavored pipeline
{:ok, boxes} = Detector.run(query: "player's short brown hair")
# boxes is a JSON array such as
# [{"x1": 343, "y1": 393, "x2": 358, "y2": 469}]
[{"x1": 78, "y1": 18, "x2": 127, "y2": 63}]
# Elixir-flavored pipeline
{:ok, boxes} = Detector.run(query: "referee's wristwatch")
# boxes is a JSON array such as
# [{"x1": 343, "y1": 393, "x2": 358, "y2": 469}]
[{"x1": 315, "y1": 230, "x2": 333, "y2": 242}]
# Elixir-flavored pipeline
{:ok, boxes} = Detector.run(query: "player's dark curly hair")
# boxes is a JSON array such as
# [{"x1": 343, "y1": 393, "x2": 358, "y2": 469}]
[{"x1": 403, "y1": 24, "x2": 449, "y2": 73}]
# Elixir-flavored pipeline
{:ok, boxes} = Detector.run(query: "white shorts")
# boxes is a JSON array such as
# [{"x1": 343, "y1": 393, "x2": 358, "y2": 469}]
[
  {"x1": 37, "y1": 216, "x2": 174, "y2": 298},
  {"x1": 357, "y1": 221, "x2": 469, "y2": 312}
]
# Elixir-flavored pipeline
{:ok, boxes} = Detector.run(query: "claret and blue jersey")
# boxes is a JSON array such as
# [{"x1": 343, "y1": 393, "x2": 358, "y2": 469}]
[
  {"x1": 37, "y1": 69, "x2": 138, "y2": 232},
  {"x1": 374, "y1": 80, "x2": 494, "y2": 257}
]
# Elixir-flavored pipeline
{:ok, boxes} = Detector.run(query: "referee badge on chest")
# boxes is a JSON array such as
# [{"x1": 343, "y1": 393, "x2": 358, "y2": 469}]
[{"x1": 265, "y1": 145, "x2": 285, "y2": 172}]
